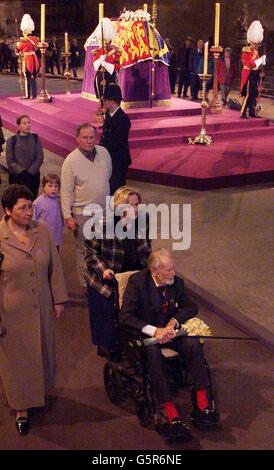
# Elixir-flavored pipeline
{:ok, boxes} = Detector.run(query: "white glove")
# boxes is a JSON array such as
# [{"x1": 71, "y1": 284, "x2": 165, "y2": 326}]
[
  {"x1": 261, "y1": 54, "x2": 266, "y2": 66},
  {"x1": 101, "y1": 61, "x2": 115, "y2": 75},
  {"x1": 93, "y1": 55, "x2": 105, "y2": 71},
  {"x1": 254, "y1": 57, "x2": 264, "y2": 69}
]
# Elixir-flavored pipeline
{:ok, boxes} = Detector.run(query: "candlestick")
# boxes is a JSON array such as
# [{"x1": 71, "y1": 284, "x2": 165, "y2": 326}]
[
  {"x1": 143, "y1": 3, "x2": 148, "y2": 12},
  {"x1": 40, "y1": 3, "x2": 45, "y2": 42},
  {"x1": 210, "y1": 45, "x2": 223, "y2": 113},
  {"x1": 99, "y1": 3, "x2": 104, "y2": 21},
  {"x1": 65, "y1": 32, "x2": 69, "y2": 54},
  {"x1": 38, "y1": 42, "x2": 52, "y2": 103},
  {"x1": 62, "y1": 48, "x2": 71, "y2": 95},
  {"x1": 214, "y1": 3, "x2": 220, "y2": 48},
  {"x1": 188, "y1": 74, "x2": 212, "y2": 145},
  {"x1": 203, "y1": 41, "x2": 208, "y2": 75}
]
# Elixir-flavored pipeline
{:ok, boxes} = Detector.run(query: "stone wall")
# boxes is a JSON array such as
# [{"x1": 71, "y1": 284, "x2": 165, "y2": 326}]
[{"x1": 1, "y1": 0, "x2": 273, "y2": 49}]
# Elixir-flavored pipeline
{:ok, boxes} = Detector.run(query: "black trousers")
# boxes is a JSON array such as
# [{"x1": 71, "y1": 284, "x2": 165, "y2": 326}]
[
  {"x1": 178, "y1": 70, "x2": 191, "y2": 97},
  {"x1": 109, "y1": 167, "x2": 128, "y2": 195},
  {"x1": 25, "y1": 70, "x2": 37, "y2": 99},
  {"x1": 146, "y1": 336, "x2": 210, "y2": 405},
  {"x1": 191, "y1": 74, "x2": 201, "y2": 100},
  {"x1": 94, "y1": 70, "x2": 117, "y2": 99},
  {"x1": 49, "y1": 55, "x2": 61, "y2": 75},
  {"x1": 168, "y1": 67, "x2": 177, "y2": 94},
  {"x1": 9, "y1": 172, "x2": 40, "y2": 199},
  {"x1": 241, "y1": 71, "x2": 259, "y2": 117},
  {"x1": 87, "y1": 286, "x2": 116, "y2": 351}
]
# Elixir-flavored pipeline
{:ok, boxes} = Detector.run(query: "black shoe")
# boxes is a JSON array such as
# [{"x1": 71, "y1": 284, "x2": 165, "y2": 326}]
[
  {"x1": 250, "y1": 114, "x2": 262, "y2": 118},
  {"x1": 190, "y1": 406, "x2": 220, "y2": 427},
  {"x1": 16, "y1": 417, "x2": 29, "y2": 435},
  {"x1": 97, "y1": 346, "x2": 110, "y2": 358},
  {"x1": 241, "y1": 114, "x2": 249, "y2": 119},
  {"x1": 160, "y1": 418, "x2": 192, "y2": 441},
  {"x1": 97, "y1": 345, "x2": 117, "y2": 360}
]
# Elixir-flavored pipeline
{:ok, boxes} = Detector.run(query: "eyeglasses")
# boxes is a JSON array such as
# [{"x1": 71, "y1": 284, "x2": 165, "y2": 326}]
[{"x1": 14, "y1": 203, "x2": 33, "y2": 212}]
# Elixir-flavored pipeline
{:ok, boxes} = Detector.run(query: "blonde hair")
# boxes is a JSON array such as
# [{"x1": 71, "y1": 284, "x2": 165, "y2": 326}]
[
  {"x1": 113, "y1": 186, "x2": 142, "y2": 210},
  {"x1": 147, "y1": 248, "x2": 172, "y2": 270}
]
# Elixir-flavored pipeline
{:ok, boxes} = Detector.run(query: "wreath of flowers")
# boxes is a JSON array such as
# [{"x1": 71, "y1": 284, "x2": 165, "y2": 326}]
[
  {"x1": 119, "y1": 9, "x2": 151, "y2": 22},
  {"x1": 181, "y1": 318, "x2": 212, "y2": 343}
]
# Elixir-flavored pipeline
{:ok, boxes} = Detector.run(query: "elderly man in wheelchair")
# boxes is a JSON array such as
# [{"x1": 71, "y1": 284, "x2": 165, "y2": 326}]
[{"x1": 114, "y1": 248, "x2": 220, "y2": 441}]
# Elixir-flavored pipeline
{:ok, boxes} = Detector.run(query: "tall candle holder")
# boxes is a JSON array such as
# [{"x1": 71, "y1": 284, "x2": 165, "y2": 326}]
[
  {"x1": 210, "y1": 45, "x2": 223, "y2": 113},
  {"x1": 149, "y1": 0, "x2": 157, "y2": 107},
  {"x1": 38, "y1": 41, "x2": 52, "y2": 102},
  {"x1": 188, "y1": 74, "x2": 212, "y2": 145},
  {"x1": 62, "y1": 51, "x2": 71, "y2": 94}
]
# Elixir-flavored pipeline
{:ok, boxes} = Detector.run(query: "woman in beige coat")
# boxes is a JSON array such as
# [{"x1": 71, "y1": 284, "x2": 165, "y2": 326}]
[{"x1": 0, "y1": 185, "x2": 68, "y2": 435}]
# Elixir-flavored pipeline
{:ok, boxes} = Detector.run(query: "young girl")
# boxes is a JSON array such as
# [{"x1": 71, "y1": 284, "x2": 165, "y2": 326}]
[{"x1": 33, "y1": 174, "x2": 63, "y2": 250}]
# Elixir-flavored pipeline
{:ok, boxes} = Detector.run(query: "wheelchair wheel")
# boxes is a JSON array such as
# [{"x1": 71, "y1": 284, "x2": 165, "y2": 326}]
[
  {"x1": 103, "y1": 362, "x2": 128, "y2": 405},
  {"x1": 135, "y1": 399, "x2": 155, "y2": 429}
]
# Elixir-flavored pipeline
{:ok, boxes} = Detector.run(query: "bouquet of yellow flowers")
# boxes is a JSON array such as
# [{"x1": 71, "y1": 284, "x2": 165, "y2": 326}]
[{"x1": 181, "y1": 318, "x2": 212, "y2": 343}]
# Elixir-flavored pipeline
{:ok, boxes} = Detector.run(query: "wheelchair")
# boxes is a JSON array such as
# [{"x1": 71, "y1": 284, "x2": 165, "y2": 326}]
[{"x1": 103, "y1": 272, "x2": 218, "y2": 432}]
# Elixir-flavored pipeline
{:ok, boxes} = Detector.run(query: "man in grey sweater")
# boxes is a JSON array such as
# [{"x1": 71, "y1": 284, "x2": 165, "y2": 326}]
[{"x1": 61, "y1": 123, "x2": 112, "y2": 292}]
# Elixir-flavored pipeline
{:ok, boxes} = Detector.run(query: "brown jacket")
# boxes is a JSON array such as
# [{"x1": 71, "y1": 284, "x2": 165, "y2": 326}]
[{"x1": 0, "y1": 218, "x2": 67, "y2": 410}]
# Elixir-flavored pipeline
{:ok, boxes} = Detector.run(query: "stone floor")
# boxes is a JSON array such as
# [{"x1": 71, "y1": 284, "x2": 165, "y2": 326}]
[
  {"x1": 0, "y1": 75, "x2": 273, "y2": 451},
  {"x1": 0, "y1": 74, "x2": 273, "y2": 348},
  {"x1": 0, "y1": 126, "x2": 273, "y2": 348}
]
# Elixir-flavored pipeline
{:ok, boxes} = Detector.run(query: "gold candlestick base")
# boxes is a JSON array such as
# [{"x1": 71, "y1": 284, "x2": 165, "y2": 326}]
[
  {"x1": 188, "y1": 74, "x2": 212, "y2": 145},
  {"x1": 62, "y1": 51, "x2": 71, "y2": 94},
  {"x1": 188, "y1": 129, "x2": 212, "y2": 146},
  {"x1": 210, "y1": 46, "x2": 223, "y2": 114},
  {"x1": 38, "y1": 90, "x2": 52, "y2": 103},
  {"x1": 38, "y1": 43, "x2": 52, "y2": 103}
]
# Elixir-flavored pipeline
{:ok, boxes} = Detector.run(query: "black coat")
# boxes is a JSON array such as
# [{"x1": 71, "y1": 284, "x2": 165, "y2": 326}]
[
  {"x1": 100, "y1": 108, "x2": 131, "y2": 169},
  {"x1": 0, "y1": 116, "x2": 5, "y2": 151},
  {"x1": 120, "y1": 269, "x2": 198, "y2": 332},
  {"x1": 177, "y1": 46, "x2": 194, "y2": 71}
]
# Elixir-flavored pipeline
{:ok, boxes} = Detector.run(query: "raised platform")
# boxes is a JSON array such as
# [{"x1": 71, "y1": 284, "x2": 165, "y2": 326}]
[{"x1": 0, "y1": 93, "x2": 273, "y2": 190}]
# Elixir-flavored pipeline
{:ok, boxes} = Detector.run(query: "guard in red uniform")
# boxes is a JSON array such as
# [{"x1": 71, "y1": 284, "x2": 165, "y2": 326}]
[
  {"x1": 91, "y1": 18, "x2": 121, "y2": 103},
  {"x1": 17, "y1": 14, "x2": 40, "y2": 99},
  {"x1": 240, "y1": 21, "x2": 266, "y2": 119},
  {"x1": 93, "y1": 43, "x2": 121, "y2": 100}
]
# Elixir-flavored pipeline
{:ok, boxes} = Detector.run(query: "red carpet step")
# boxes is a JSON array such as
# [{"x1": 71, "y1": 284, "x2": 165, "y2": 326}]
[{"x1": 0, "y1": 93, "x2": 273, "y2": 190}]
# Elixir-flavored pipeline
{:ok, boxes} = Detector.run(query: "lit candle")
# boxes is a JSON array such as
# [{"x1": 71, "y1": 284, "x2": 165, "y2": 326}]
[
  {"x1": 99, "y1": 3, "x2": 104, "y2": 21},
  {"x1": 203, "y1": 41, "x2": 208, "y2": 75},
  {"x1": 214, "y1": 3, "x2": 220, "y2": 47},
  {"x1": 143, "y1": 3, "x2": 148, "y2": 12},
  {"x1": 65, "y1": 32, "x2": 69, "y2": 54},
  {"x1": 40, "y1": 3, "x2": 45, "y2": 42}
]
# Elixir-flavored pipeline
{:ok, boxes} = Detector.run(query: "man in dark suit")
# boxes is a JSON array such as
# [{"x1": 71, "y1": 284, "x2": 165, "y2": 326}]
[
  {"x1": 190, "y1": 39, "x2": 204, "y2": 101},
  {"x1": 177, "y1": 36, "x2": 194, "y2": 98},
  {"x1": 47, "y1": 36, "x2": 61, "y2": 75},
  {"x1": 120, "y1": 248, "x2": 219, "y2": 440},
  {"x1": 100, "y1": 84, "x2": 131, "y2": 195}
]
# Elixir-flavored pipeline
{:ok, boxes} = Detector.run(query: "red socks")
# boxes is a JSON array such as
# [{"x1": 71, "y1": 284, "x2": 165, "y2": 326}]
[
  {"x1": 163, "y1": 401, "x2": 180, "y2": 422},
  {"x1": 196, "y1": 389, "x2": 209, "y2": 411},
  {"x1": 163, "y1": 390, "x2": 209, "y2": 421}
]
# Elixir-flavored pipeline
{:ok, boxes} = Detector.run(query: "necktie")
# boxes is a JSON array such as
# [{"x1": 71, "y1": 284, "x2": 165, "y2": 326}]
[{"x1": 158, "y1": 286, "x2": 168, "y2": 314}]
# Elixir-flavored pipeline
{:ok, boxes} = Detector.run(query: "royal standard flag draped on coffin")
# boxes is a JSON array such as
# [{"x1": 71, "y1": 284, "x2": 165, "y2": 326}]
[{"x1": 112, "y1": 20, "x2": 170, "y2": 69}]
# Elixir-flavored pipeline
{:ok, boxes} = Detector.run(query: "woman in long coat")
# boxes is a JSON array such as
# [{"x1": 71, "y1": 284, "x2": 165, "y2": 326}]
[{"x1": 0, "y1": 185, "x2": 67, "y2": 435}]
